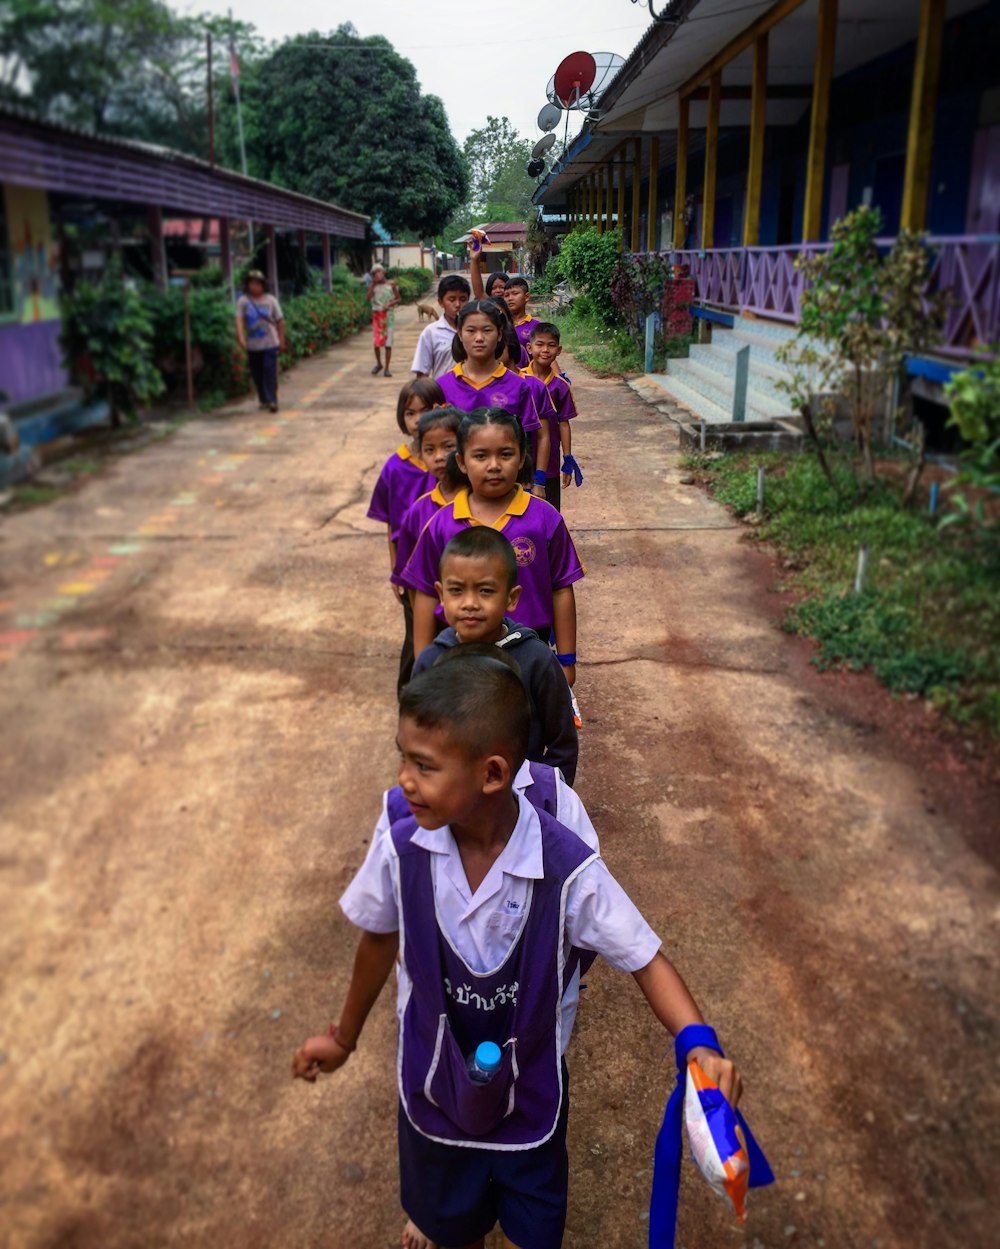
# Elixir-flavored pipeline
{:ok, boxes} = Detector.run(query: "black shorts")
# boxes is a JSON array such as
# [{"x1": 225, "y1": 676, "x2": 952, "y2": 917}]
[{"x1": 398, "y1": 1065, "x2": 570, "y2": 1249}]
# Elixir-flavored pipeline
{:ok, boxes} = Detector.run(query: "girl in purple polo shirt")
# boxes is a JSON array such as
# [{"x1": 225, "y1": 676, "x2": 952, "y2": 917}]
[
  {"x1": 391, "y1": 407, "x2": 463, "y2": 591},
  {"x1": 437, "y1": 300, "x2": 549, "y2": 492},
  {"x1": 401, "y1": 407, "x2": 584, "y2": 687},
  {"x1": 368, "y1": 378, "x2": 444, "y2": 692}
]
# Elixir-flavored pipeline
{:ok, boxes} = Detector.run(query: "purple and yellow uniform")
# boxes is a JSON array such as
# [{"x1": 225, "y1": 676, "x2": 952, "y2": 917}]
[
  {"x1": 391, "y1": 484, "x2": 450, "y2": 587},
  {"x1": 521, "y1": 369, "x2": 578, "y2": 477},
  {"x1": 367, "y1": 446, "x2": 436, "y2": 543},
  {"x1": 400, "y1": 485, "x2": 585, "y2": 635},
  {"x1": 514, "y1": 315, "x2": 540, "y2": 353},
  {"x1": 438, "y1": 364, "x2": 541, "y2": 435}
]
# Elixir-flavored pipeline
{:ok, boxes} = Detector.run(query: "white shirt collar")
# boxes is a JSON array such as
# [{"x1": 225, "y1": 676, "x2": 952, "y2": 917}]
[{"x1": 410, "y1": 792, "x2": 544, "y2": 892}]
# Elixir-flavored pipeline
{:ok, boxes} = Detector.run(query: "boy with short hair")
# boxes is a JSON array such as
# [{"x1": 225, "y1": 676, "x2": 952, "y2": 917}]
[
  {"x1": 503, "y1": 276, "x2": 539, "y2": 353},
  {"x1": 522, "y1": 322, "x2": 580, "y2": 512},
  {"x1": 292, "y1": 658, "x2": 742, "y2": 1249},
  {"x1": 412, "y1": 527, "x2": 578, "y2": 784},
  {"x1": 410, "y1": 275, "x2": 472, "y2": 379}
]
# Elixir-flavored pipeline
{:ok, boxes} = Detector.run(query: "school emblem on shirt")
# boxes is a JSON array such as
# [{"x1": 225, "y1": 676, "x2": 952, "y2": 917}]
[
  {"x1": 510, "y1": 536, "x2": 536, "y2": 566},
  {"x1": 491, "y1": 390, "x2": 509, "y2": 405}
]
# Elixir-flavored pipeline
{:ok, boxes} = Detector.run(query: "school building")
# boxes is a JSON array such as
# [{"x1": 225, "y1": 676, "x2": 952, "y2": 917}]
[
  {"x1": 0, "y1": 104, "x2": 368, "y2": 410},
  {"x1": 533, "y1": 0, "x2": 1000, "y2": 426}
]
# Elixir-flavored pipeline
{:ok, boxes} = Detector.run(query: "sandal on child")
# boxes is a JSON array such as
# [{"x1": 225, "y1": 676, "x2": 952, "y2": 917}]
[{"x1": 371, "y1": 363, "x2": 383, "y2": 375}]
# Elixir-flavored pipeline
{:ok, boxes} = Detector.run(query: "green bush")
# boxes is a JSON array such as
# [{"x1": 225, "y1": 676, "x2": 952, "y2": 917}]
[
  {"x1": 147, "y1": 283, "x2": 249, "y2": 401},
  {"x1": 387, "y1": 266, "x2": 434, "y2": 302},
  {"x1": 699, "y1": 451, "x2": 1000, "y2": 735},
  {"x1": 61, "y1": 255, "x2": 166, "y2": 423},
  {"x1": 281, "y1": 285, "x2": 370, "y2": 364},
  {"x1": 941, "y1": 351, "x2": 1000, "y2": 540},
  {"x1": 556, "y1": 228, "x2": 621, "y2": 327}
]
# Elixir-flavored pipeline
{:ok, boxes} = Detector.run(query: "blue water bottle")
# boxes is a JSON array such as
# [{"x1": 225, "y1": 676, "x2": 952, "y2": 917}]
[{"x1": 467, "y1": 1041, "x2": 502, "y2": 1084}]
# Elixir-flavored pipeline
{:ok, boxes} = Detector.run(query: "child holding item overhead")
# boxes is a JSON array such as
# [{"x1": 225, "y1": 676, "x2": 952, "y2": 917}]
[
  {"x1": 292, "y1": 656, "x2": 745, "y2": 1249},
  {"x1": 400, "y1": 408, "x2": 584, "y2": 682},
  {"x1": 437, "y1": 300, "x2": 548, "y2": 495},
  {"x1": 412, "y1": 527, "x2": 578, "y2": 783},
  {"x1": 368, "y1": 379, "x2": 443, "y2": 690}
]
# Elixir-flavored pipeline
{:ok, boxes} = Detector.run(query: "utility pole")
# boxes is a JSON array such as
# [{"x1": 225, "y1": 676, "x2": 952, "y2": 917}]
[
  {"x1": 229, "y1": 9, "x2": 254, "y2": 252},
  {"x1": 206, "y1": 31, "x2": 215, "y2": 167}
]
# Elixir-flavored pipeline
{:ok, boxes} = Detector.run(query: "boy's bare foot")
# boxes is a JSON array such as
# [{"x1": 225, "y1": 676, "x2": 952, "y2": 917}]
[{"x1": 401, "y1": 1218, "x2": 438, "y2": 1249}]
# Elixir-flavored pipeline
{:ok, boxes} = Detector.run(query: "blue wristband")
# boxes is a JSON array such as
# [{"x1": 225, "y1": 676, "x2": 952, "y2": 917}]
[
  {"x1": 561, "y1": 454, "x2": 584, "y2": 487},
  {"x1": 533, "y1": 469, "x2": 547, "y2": 486},
  {"x1": 556, "y1": 652, "x2": 576, "y2": 666},
  {"x1": 673, "y1": 1023, "x2": 722, "y2": 1071}
]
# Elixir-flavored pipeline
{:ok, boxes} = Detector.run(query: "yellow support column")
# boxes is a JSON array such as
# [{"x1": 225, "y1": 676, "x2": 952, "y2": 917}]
[
  {"x1": 647, "y1": 136, "x2": 660, "y2": 252},
  {"x1": 596, "y1": 167, "x2": 604, "y2": 234},
  {"x1": 702, "y1": 70, "x2": 721, "y2": 249},
  {"x1": 802, "y1": 0, "x2": 838, "y2": 240},
  {"x1": 743, "y1": 32, "x2": 769, "y2": 246},
  {"x1": 605, "y1": 162, "x2": 614, "y2": 234},
  {"x1": 901, "y1": 0, "x2": 946, "y2": 232},
  {"x1": 672, "y1": 97, "x2": 688, "y2": 249},
  {"x1": 588, "y1": 175, "x2": 595, "y2": 227},
  {"x1": 617, "y1": 150, "x2": 626, "y2": 249},
  {"x1": 631, "y1": 137, "x2": 641, "y2": 252}
]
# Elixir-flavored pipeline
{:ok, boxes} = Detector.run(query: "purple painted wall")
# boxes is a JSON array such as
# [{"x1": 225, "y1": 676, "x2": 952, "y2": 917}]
[{"x1": 0, "y1": 320, "x2": 67, "y2": 403}]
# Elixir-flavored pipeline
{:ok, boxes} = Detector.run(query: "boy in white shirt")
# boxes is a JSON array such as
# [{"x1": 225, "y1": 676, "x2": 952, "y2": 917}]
[
  {"x1": 292, "y1": 657, "x2": 742, "y2": 1249},
  {"x1": 410, "y1": 275, "x2": 472, "y2": 379}
]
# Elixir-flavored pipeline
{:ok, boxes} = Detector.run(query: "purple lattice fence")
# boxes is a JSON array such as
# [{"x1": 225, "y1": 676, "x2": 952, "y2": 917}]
[{"x1": 647, "y1": 236, "x2": 1000, "y2": 358}]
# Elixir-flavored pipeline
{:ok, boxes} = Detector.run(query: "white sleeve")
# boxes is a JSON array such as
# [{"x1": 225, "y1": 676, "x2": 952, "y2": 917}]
[
  {"x1": 338, "y1": 796, "x2": 399, "y2": 932},
  {"x1": 410, "y1": 325, "x2": 433, "y2": 375},
  {"x1": 564, "y1": 858, "x2": 661, "y2": 972},
  {"x1": 555, "y1": 776, "x2": 599, "y2": 852}
]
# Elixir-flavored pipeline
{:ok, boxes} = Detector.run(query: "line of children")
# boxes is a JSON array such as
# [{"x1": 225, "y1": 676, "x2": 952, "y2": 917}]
[
  {"x1": 293, "y1": 655, "x2": 744, "y2": 1249},
  {"x1": 400, "y1": 408, "x2": 584, "y2": 681},
  {"x1": 437, "y1": 299, "x2": 548, "y2": 487},
  {"x1": 311, "y1": 307, "x2": 750, "y2": 1249}
]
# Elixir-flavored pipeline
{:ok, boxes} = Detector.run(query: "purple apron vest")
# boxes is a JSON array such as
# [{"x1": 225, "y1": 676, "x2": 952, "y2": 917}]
[{"x1": 391, "y1": 806, "x2": 595, "y2": 1147}]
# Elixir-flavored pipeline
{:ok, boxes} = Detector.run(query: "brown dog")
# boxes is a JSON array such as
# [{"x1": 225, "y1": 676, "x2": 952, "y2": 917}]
[{"x1": 416, "y1": 301, "x2": 438, "y2": 323}]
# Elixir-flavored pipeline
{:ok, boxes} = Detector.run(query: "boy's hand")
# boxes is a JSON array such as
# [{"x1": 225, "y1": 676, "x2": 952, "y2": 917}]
[
  {"x1": 291, "y1": 1031, "x2": 352, "y2": 1082},
  {"x1": 689, "y1": 1045, "x2": 742, "y2": 1108},
  {"x1": 561, "y1": 662, "x2": 576, "y2": 687}
]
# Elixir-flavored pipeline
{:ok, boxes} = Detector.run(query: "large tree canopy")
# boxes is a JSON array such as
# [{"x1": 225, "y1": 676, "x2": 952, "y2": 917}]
[
  {"x1": 226, "y1": 26, "x2": 468, "y2": 238},
  {"x1": 462, "y1": 115, "x2": 536, "y2": 219}
]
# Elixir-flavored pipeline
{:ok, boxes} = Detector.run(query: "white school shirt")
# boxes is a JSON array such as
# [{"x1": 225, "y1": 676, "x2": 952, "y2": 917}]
[
  {"x1": 410, "y1": 313, "x2": 459, "y2": 378},
  {"x1": 340, "y1": 789, "x2": 661, "y2": 1050}
]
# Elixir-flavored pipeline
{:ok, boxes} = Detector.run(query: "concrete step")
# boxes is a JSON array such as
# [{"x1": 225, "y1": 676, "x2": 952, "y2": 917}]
[
  {"x1": 666, "y1": 358, "x2": 793, "y2": 421},
  {"x1": 647, "y1": 371, "x2": 733, "y2": 425},
  {"x1": 731, "y1": 314, "x2": 800, "y2": 346},
  {"x1": 688, "y1": 343, "x2": 792, "y2": 404}
]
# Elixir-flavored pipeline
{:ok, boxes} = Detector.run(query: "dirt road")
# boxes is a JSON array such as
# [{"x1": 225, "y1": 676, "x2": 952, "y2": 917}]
[{"x1": 1, "y1": 306, "x2": 997, "y2": 1249}]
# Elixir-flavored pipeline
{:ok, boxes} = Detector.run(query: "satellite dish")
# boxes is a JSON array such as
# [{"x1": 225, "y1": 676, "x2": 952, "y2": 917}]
[
  {"x1": 552, "y1": 51, "x2": 597, "y2": 109},
  {"x1": 526, "y1": 157, "x2": 546, "y2": 178},
  {"x1": 537, "y1": 102, "x2": 562, "y2": 133},
  {"x1": 531, "y1": 133, "x2": 556, "y2": 159},
  {"x1": 546, "y1": 51, "x2": 625, "y2": 113}
]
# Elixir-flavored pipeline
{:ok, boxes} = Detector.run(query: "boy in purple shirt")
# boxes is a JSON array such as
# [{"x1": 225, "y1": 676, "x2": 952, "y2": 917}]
[
  {"x1": 522, "y1": 322, "x2": 581, "y2": 512},
  {"x1": 504, "y1": 276, "x2": 539, "y2": 354}
]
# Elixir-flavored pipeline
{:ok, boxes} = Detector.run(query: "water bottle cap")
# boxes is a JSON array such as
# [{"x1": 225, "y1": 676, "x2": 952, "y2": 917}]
[{"x1": 475, "y1": 1041, "x2": 502, "y2": 1073}]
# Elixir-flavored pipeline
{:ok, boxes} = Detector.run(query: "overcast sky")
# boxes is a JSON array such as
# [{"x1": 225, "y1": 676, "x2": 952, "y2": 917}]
[{"x1": 190, "y1": 0, "x2": 650, "y2": 144}]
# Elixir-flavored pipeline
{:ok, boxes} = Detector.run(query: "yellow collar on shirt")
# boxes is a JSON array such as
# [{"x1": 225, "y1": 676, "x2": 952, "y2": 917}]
[
  {"x1": 451, "y1": 362, "x2": 508, "y2": 390},
  {"x1": 514, "y1": 315, "x2": 535, "y2": 328},
  {"x1": 397, "y1": 444, "x2": 429, "y2": 470},
  {"x1": 520, "y1": 366, "x2": 556, "y2": 386},
  {"x1": 453, "y1": 485, "x2": 531, "y2": 530},
  {"x1": 429, "y1": 483, "x2": 449, "y2": 505}
]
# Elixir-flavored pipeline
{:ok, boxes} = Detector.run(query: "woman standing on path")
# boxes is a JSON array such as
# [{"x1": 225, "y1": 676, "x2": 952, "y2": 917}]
[
  {"x1": 235, "y1": 269, "x2": 285, "y2": 413},
  {"x1": 368, "y1": 264, "x2": 401, "y2": 378}
]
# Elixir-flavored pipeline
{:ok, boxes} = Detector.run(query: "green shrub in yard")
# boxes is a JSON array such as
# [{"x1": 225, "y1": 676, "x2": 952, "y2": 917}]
[
  {"x1": 699, "y1": 451, "x2": 1000, "y2": 735},
  {"x1": 387, "y1": 266, "x2": 434, "y2": 302},
  {"x1": 556, "y1": 227, "x2": 621, "y2": 327}
]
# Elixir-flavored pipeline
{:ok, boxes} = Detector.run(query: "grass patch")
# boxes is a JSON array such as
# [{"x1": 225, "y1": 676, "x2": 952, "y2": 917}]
[
  {"x1": 696, "y1": 451, "x2": 1000, "y2": 736},
  {"x1": 549, "y1": 307, "x2": 690, "y2": 377},
  {"x1": 13, "y1": 483, "x2": 60, "y2": 505},
  {"x1": 62, "y1": 457, "x2": 101, "y2": 477}
]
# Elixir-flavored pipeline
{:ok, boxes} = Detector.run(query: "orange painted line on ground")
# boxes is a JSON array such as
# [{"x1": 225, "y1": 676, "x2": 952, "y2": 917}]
[{"x1": 58, "y1": 581, "x2": 97, "y2": 595}]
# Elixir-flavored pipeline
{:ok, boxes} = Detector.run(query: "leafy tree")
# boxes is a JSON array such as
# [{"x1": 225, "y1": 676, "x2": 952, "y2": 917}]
[
  {"x1": 940, "y1": 351, "x2": 1000, "y2": 542},
  {"x1": 775, "y1": 207, "x2": 943, "y2": 494},
  {"x1": 462, "y1": 115, "x2": 535, "y2": 218},
  {"x1": 220, "y1": 25, "x2": 467, "y2": 238}
]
